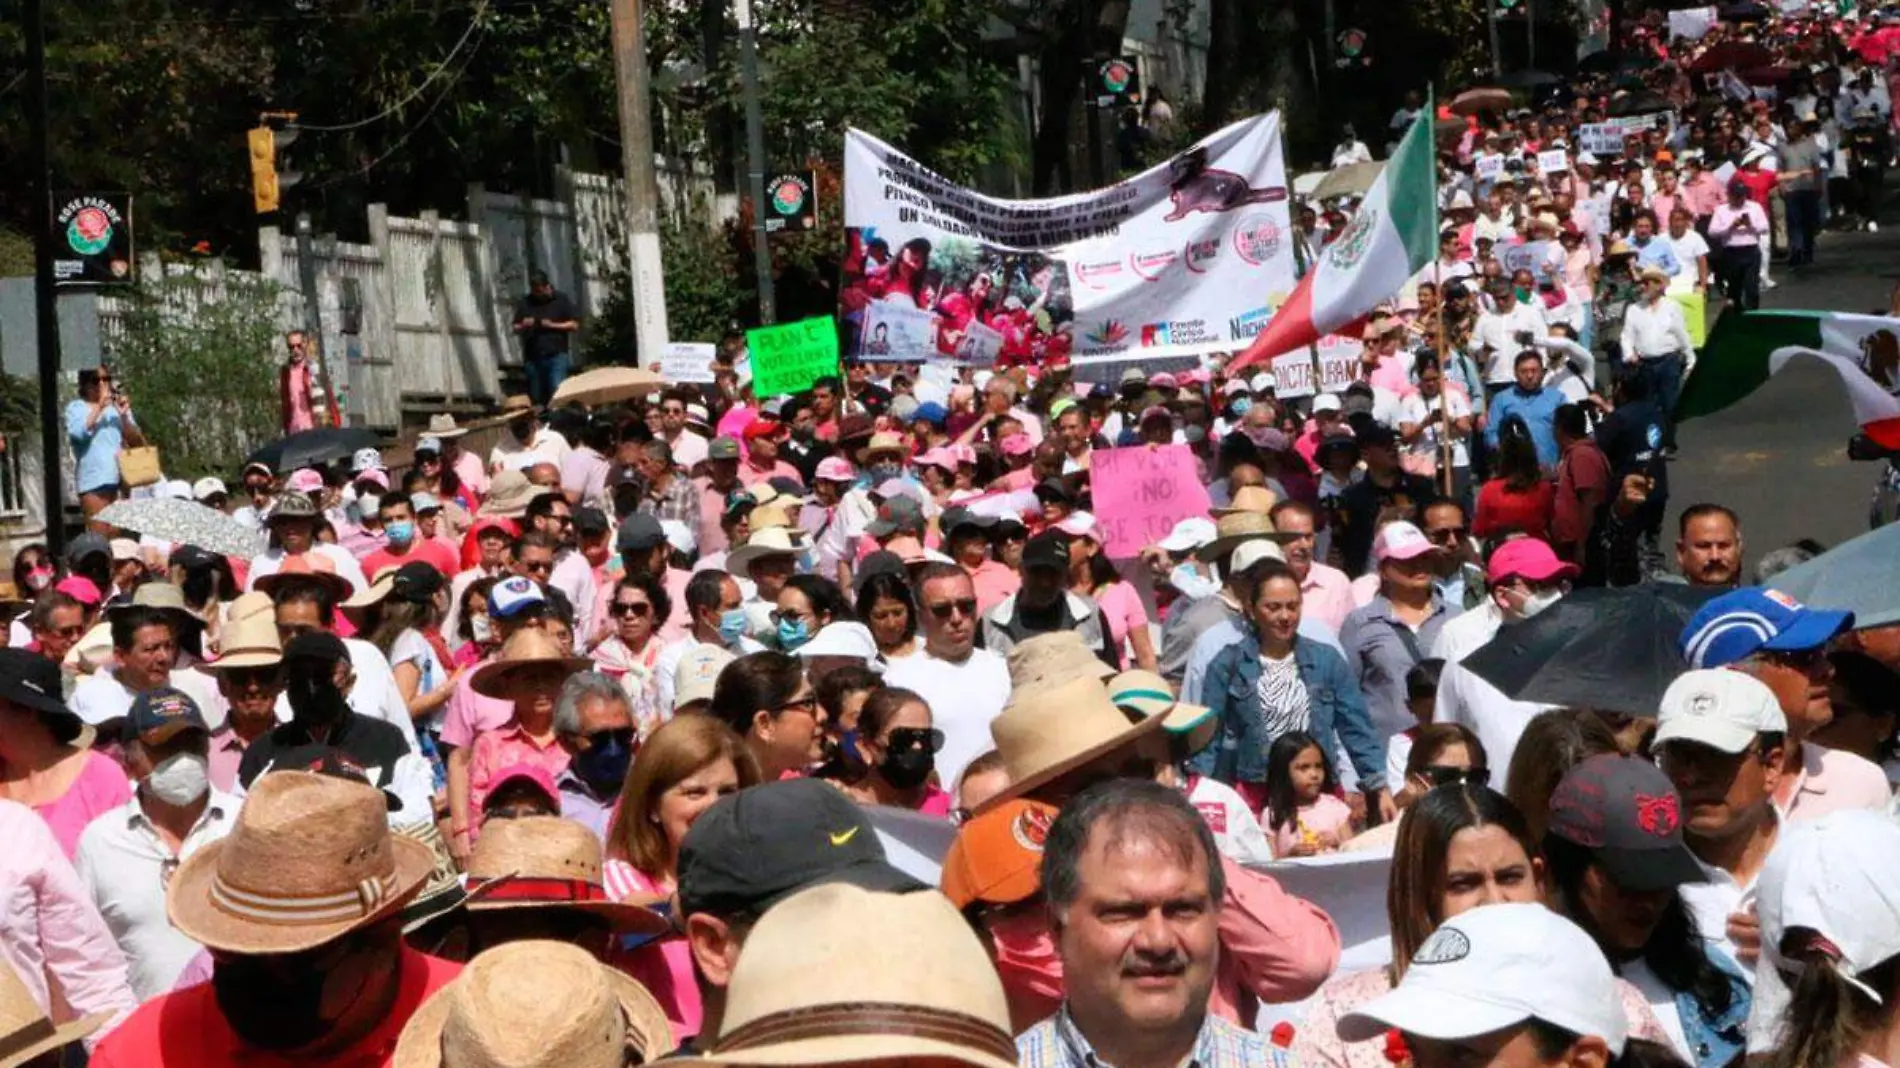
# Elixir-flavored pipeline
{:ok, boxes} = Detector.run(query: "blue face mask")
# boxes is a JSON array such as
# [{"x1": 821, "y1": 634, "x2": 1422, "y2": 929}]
[
  {"x1": 572, "y1": 731, "x2": 634, "y2": 795},
  {"x1": 385, "y1": 520, "x2": 415, "y2": 546},
  {"x1": 718, "y1": 607, "x2": 749, "y2": 646},
  {"x1": 776, "y1": 617, "x2": 812, "y2": 651},
  {"x1": 867, "y1": 461, "x2": 902, "y2": 483},
  {"x1": 1231, "y1": 396, "x2": 1253, "y2": 417},
  {"x1": 1169, "y1": 562, "x2": 1221, "y2": 602}
]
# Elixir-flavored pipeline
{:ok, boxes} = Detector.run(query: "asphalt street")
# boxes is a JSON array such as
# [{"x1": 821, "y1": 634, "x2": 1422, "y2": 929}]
[{"x1": 1667, "y1": 216, "x2": 1899, "y2": 573}]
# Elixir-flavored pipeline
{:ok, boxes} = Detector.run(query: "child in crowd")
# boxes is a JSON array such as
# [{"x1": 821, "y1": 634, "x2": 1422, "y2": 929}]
[{"x1": 1263, "y1": 731, "x2": 1353, "y2": 857}]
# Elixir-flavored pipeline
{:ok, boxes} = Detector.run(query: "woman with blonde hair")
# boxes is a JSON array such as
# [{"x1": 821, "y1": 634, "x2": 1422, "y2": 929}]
[{"x1": 602, "y1": 715, "x2": 760, "y2": 1038}]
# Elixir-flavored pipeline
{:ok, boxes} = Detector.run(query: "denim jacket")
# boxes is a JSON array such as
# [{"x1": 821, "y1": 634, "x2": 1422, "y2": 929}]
[
  {"x1": 1187, "y1": 631, "x2": 1386, "y2": 790},
  {"x1": 1669, "y1": 950, "x2": 1752, "y2": 1068}
]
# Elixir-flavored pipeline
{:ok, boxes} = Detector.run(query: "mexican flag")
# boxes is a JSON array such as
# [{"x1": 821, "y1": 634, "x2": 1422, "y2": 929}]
[
  {"x1": 1676, "y1": 311, "x2": 1900, "y2": 448},
  {"x1": 1229, "y1": 101, "x2": 1438, "y2": 373}
]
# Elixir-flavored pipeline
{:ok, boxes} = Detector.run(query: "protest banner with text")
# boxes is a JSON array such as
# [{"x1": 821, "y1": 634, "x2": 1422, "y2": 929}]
[
  {"x1": 1090, "y1": 445, "x2": 1215, "y2": 558},
  {"x1": 747, "y1": 317, "x2": 841, "y2": 398},
  {"x1": 658, "y1": 342, "x2": 717, "y2": 384},
  {"x1": 1271, "y1": 334, "x2": 1363, "y2": 399}
]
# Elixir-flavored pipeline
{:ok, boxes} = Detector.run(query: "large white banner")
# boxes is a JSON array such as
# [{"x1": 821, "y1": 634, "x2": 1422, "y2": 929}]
[{"x1": 841, "y1": 115, "x2": 1298, "y2": 368}]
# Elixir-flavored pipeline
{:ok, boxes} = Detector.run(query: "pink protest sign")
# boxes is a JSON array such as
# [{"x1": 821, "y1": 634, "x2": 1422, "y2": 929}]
[{"x1": 1090, "y1": 445, "x2": 1211, "y2": 559}]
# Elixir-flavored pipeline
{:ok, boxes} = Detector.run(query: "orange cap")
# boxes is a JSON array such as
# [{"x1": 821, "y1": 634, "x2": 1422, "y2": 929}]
[{"x1": 939, "y1": 799, "x2": 1059, "y2": 912}]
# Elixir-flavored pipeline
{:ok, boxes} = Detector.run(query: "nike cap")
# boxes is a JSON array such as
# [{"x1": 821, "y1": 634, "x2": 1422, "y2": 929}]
[{"x1": 677, "y1": 778, "x2": 926, "y2": 919}]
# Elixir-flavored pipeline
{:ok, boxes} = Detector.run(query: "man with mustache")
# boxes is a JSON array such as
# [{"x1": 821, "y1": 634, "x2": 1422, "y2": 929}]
[
  {"x1": 1017, "y1": 778, "x2": 1281, "y2": 1068},
  {"x1": 1674, "y1": 504, "x2": 1743, "y2": 588}
]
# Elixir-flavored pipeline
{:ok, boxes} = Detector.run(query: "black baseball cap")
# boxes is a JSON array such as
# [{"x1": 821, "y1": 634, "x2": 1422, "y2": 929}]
[
  {"x1": 65, "y1": 532, "x2": 110, "y2": 567},
  {"x1": 0, "y1": 648, "x2": 72, "y2": 718},
  {"x1": 1022, "y1": 530, "x2": 1072, "y2": 573},
  {"x1": 677, "y1": 778, "x2": 925, "y2": 919},
  {"x1": 617, "y1": 513, "x2": 667, "y2": 555},
  {"x1": 940, "y1": 506, "x2": 996, "y2": 536},
  {"x1": 122, "y1": 687, "x2": 209, "y2": 746},
  {"x1": 389, "y1": 561, "x2": 444, "y2": 603},
  {"x1": 573, "y1": 507, "x2": 611, "y2": 539},
  {"x1": 1547, "y1": 753, "x2": 1707, "y2": 893},
  {"x1": 283, "y1": 630, "x2": 351, "y2": 666}
]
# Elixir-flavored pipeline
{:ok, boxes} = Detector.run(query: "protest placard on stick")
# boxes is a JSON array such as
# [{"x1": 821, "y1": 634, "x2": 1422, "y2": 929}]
[
  {"x1": 747, "y1": 317, "x2": 841, "y2": 397},
  {"x1": 1090, "y1": 445, "x2": 1214, "y2": 558}
]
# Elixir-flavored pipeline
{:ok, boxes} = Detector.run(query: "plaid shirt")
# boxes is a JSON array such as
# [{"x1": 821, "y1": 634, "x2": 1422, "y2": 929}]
[
  {"x1": 635, "y1": 471, "x2": 700, "y2": 529},
  {"x1": 1017, "y1": 1006, "x2": 1278, "y2": 1068}
]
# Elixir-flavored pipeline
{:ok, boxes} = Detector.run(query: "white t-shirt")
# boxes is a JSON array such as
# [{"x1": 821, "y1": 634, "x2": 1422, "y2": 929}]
[
  {"x1": 489, "y1": 427, "x2": 572, "y2": 474},
  {"x1": 883, "y1": 647, "x2": 1011, "y2": 790},
  {"x1": 72, "y1": 668, "x2": 228, "y2": 730},
  {"x1": 1398, "y1": 390, "x2": 1472, "y2": 469},
  {"x1": 1434, "y1": 658, "x2": 1553, "y2": 782},
  {"x1": 1622, "y1": 958, "x2": 1693, "y2": 1063},
  {"x1": 1665, "y1": 231, "x2": 1710, "y2": 294},
  {"x1": 1185, "y1": 775, "x2": 1274, "y2": 866},
  {"x1": 388, "y1": 629, "x2": 450, "y2": 733},
  {"x1": 1474, "y1": 303, "x2": 1552, "y2": 383}
]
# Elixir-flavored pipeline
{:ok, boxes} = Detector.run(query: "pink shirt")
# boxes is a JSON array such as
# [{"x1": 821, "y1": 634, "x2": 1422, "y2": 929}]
[
  {"x1": 1300, "y1": 563, "x2": 1356, "y2": 633},
  {"x1": 602, "y1": 863, "x2": 704, "y2": 1040},
  {"x1": 1208, "y1": 855, "x2": 1341, "y2": 1026},
  {"x1": 36, "y1": 752, "x2": 133, "y2": 860},
  {"x1": 1093, "y1": 581, "x2": 1151, "y2": 669},
  {"x1": 0, "y1": 798, "x2": 137, "y2": 1047},
  {"x1": 206, "y1": 727, "x2": 252, "y2": 795},
  {"x1": 439, "y1": 657, "x2": 514, "y2": 749},
  {"x1": 283, "y1": 362, "x2": 315, "y2": 434},
  {"x1": 451, "y1": 450, "x2": 490, "y2": 503},
  {"x1": 1780, "y1": 741, "x2": 1894, "y2": 824},
  {"x1": 561, "y1": 446, "x2": 612, "y2": 510},
  {"x1": 1268, "y1": 794, "x2": 1354, "y2": 858},
  {"x1": 467, "y1": 723, "x2": 571, "y2": 815},
  {"x1": 693, "y1": 477, "x2": 737, "y2": 558},
  {"x1": 737, "y1": 459, "x2": 801, "y2": 488},
  {"x1": 966, "y1": 559, "x2": 1021, "y2": 616}
]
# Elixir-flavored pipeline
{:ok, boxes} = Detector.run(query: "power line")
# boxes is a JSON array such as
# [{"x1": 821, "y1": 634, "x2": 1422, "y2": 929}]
[
  {"x1": 306, "y1": 17, "x2": 489, "y2": 189},
  {"x1": 293, "y1": 0, "x2": 489, "y2": 132}
]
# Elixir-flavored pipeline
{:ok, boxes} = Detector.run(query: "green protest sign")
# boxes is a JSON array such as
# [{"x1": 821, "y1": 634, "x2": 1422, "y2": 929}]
[{"x1": 746, "y1": 317, "x2": 840, "y2": 397}]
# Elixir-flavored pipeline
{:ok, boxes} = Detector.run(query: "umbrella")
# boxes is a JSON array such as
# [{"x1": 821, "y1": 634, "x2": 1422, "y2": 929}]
[
  {"x1": 1501, "y1": 69, "x2": 1562, "y2": 88},
  {"x1": 1312, "y1": 161, "x2": 1382, "y2": 202},
  {"x1": 1769, "y1": 523, "x2": 1900, "y2": 630},
  {"x1": 247, "y1": 427, "x2": 382, "y2": 473},
  {"x1": 1689, "y1": 39, "x2": 1774, "y2": 70},
  {"x1": 95, "y1": 499, "x2": 266, "y2": 559},
  {"x1": 1740, "y1": 64, "x2": 1797, "y2": 86},
  {"x1": 1449, "y1": 87, "x2": 1514, "y2": 117},
  {"x1": 1717, "y1": 0, "x2": 1771, "y2": 20},
  {"x1": 1292, "y1": 171, "x2": 1328, "y2": 198},
  {"x1": 1461, "y1": 584, "x2": 1723, "y2": 716},
  {"x1": 1607, "y1": 90, "x2": 1671, "y2": 117},
  {"x1": 1578, "y1": 51, "x2": 1650, "y2": 75},
  {"x1": 550, "y1": 366, "x2": 669, "y2": 407},
  {"x1": 1434, "y1": 117, "x2": 1470, "y2": 143}
]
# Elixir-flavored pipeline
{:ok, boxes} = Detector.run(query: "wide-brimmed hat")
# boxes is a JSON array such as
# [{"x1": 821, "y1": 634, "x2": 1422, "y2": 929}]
[
  {"x1": 395, "y1": 940, "x2": 673, "y2": 1068},
  {"x1": 982, "y1": 675, "x2": 1170, "y2": 812},
  {"x1": 265, "y1": 492, "x2": 321, "y2": 525},
  {"x1": 469, "y1": 628, "x2": 592, "y2": 700},
  {"x1": 343, "y1": 561, "x2": 444, "y2": 620},
  {"x1": 479, "y1": 471, "x2": 539, "y2": 519},
  {"x1": 1004, "y1": 631, "x2": 1114, "y2": 698},
  {"x1": 106, "y1": 582, "x2": 204, "y2": 636},
  {"x1": 1196, "y1": 510, "x2": 1286, "y2": 562},
  {"x1": 424, "y1": 413, "x2": 469, "y2": 440},
  {"x1": 253, "y1": 568, "x2": 356, "y2": 606},
  {"x1": 1108, "y1": 669, "x2": 1216, "y2": 758},
  {"x1": 464, "y1": 817, "x2": 668, "y2": 935},
  {"x1": 167, "y1": 770, "x2": 436, "y2": 955},
  {"x1": 1212, "y1": 484, "x2": 1280, "y2": 518},
  {"x1": 0, "y1": 955, "x2": 110, "y2": 1068},
  {"x1": 671, "y1": 884, "x2": 1015, "y2": 1068},
  {"x1": 726, "y1": 526, "x2": 808, "y2": 576},
  {"x1": 861, "y1": 432, "x2": 909, "y2": 460}
]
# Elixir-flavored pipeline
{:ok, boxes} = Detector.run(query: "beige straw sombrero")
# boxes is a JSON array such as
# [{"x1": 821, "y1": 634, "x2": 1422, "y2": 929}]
[
  {"x1": 464, "y1": 816, "x2": 669, "y2": 936},
  {"x1": 468, "y1": 629, "x2": 591, "y2": 700},
  {"x1": 980, "y1": 674, "x2": 1171, "y2": 814},
  {"x1": 0, "y1": 957, "x2": 109, "y2": 1068}
]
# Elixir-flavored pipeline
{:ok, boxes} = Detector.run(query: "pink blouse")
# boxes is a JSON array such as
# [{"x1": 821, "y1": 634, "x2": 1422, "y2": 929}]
[
  {"x1": 35, "y1": 751, "x2": 133, "y2": 860},
  {"x1": 601, "y1": 862, "x2": 704, "y2": 1041},
  {"x1": 1093, "y1": 581, "x2": 1152, "y2": 669},
  {"x1": 1268, "y1": 794, "x2": 1355, "y2": 858}
]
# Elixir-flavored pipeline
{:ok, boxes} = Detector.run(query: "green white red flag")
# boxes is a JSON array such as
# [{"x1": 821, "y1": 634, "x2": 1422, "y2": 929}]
[
  {"x1": 1676, "y1": 311, "x2": 1900, "y2": 449},
  {"x1": 1229, "y1": 100, "x2": 1439, "y2": 374}
]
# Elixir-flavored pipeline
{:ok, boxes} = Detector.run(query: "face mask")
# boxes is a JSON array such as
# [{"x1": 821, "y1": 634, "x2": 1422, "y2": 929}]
[
  {"x1": 776, "y1": 617, "x2": 811, "y2": 651},
  {"x1": 1515, "y1": 286, "x2": 1533, "y2": 302},
  {"x1": 988, "y1": 910, "x2": 1065, "y2": 1010},
  {"x1": 213, "y1": 932, "x2": 388, "y2": 1051},
  {"x1": 286, "y1": 670, "x2": 350, "y2": 728},
  {"x1": 718, "y1": 607, "x2": 749, "y2": 646},
  {"x1": 867, "y1": 461, "x2": 902, "y2": 483},
  {"x1": 573, "y1": 734, "x2": 634, "y2": 796},
  {"x1": 1169, "y1": 562, "x2": 1220, "y2": 602},
  {"x1": 1521, "y1": 588, "x2": 1563, "y2": 619},
  {"x1": 471, "y1": 614, "x2": 495, "y2": 644},
  {"x1": 24, "y1": 567, "x2": 52, "y2": 592},
  {"x1": 877, "y1": 745, "x2": 935, "y2": 790},
  {"x1": 1230, "y1": 396, "x2": 1253, "y2": 418},
  {"x1": 146, "y1": 751, "x2": 210, "y2": 806},
  {"x1": 384, "y1": 520, "x2": 415, "y2": 547}
]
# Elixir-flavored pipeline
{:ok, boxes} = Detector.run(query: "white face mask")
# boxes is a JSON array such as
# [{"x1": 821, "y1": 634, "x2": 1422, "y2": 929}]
[
  {"x1": 471, "y1": 614, "x2": 495, "y2": 644},
  {"x1": 1520, "y1": 588, "x2": 1563, "y2": 619},
  {"x1": 146, "y1": 751, "x2": 210, "y2": 806}
]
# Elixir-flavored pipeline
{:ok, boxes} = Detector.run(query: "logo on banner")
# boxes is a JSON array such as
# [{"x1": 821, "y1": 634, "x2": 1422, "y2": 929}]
[
  {"x1": 1165, "y1": 167, "x2": 1288, "y2": 222},
  {"x1": 1086, "y1": 320, "x2": 1130, "y2": 346},
  {"x1": 1075, "y1": 259, "x2": 1125, "y2": 291},
  {"x1": 67, "y1": 206, "x2": 115, "y2": 256},
  {"x1": 1130, "y1": 249, "x2": 1178, "y2": 281},
  {"x1": 1233, "y1": 214, "x2": 1283, "y2": 266},
  {"x1": 1229, "y1": 306, "x2": 1273, "y2": 340},
  {"x1": 1184, "y1": 238, "x2": 1220, "y2": 273},
  {"x1": 1141, "y1": 320, "x2": 1213, "y2": 347},
  {"x1": 1326, "y1": 208, "x2": 1379, "y2": 270}
]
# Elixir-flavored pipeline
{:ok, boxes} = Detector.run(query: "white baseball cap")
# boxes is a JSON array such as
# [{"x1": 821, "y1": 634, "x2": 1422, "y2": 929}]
[
  {"x1": 1157, "y1": 517, "x2": 1217, "y2": 554},
  {"x1": 1312, "y1": 393, "x2": 1343, "y2": 414},
  {"x1": 1248, "y1": 372, "x2": 1275, "y2": 393},
  {"x1": 1373, "y1": 521, "x2": 1441, "y2": 564},
  {"x1": 660, "y1": 518, "x2": 698, "y2": 557},
  {"x1": 1340, "y1": 902, "x2": 1628, "y2": 1055},
  {"x1": 1654, "y1": 669, "x2": 1787, "y2": 755},
  {"x1": 192, "y1": 477, "x2": 228, "y2": 502},
  {"x1": 1230, "y1": 539, "x2": 1286, "y2": 572},
  {"x1": 1748, "y1": 810, "x2": 1900, "y2": 1053},
  {"x1": 674, "y1": 645, "x2": 736, "y2": 709}
]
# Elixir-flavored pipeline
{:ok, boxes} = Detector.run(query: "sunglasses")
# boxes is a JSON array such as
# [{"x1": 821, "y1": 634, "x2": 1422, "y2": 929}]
[
  {"x1": 1761, "y1": 647, "x2": 1829, "y2": 674},
  {"x1": 518, "y1": 560, "x2": 554, "y2": 577},
  {"x1": 225, "y1": 666, "x2": 284, "y2": 688},
  {"x1": 777, "y1": 694, "x2": 820, "y2": 717},
  {"x1": 1427, "y1": 526, "x2": 1468, "y2": 543},
  {"x1": 1423, "y1": 765, "x2": 1490, "y2": 788},
  {"x1": 925, "y1": 598, "x2": 978, "y2": 620},
  {"x1": 885, "y1": 726, "x2": 944, "y2": 754},
  {"x1": 609, "y1": 601, "x2": 653, "y2": 618},
  {"x1": 584, "y1": 726, "x2": 636, "y2": 751}
]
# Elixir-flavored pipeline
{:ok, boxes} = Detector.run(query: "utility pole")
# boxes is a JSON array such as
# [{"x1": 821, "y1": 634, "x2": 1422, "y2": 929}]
[
  {"x1": 609, "y1": 0, "x2": 673, "y2": 358},
  {"x1": 294, "y1": 214, "x2": 342, "y2": 427},
  {"x1": 25, "y1": 0, "x2": 64, "y2": 551},
  {"x1": 734, "y1": 0, "x2": 776, "y2": 325},
  {"x1": 1081, "y1": 0, "x2": 1108, "y2": 189},
  {"x1": 1487, "y1": 0, "x2": 1502, "y2": 79},
  {"x1": 1525, "y1": 0, "x2": 1535, "y2": 72}
]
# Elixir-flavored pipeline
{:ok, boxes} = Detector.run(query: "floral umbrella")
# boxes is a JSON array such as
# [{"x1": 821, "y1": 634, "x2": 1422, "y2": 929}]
[{"x1": 95, "y1": 498, "x2": 265, "y2": 559}]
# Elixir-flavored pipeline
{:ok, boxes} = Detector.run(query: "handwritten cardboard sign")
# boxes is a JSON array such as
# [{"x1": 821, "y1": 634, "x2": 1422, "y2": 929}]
[
  {"x1": 658, "y1": 342, "x2": 717, "y2": 384},
  {"x1": 1090, "y1": 445, "x2": 1213, "y2": 559},
  {"x1": 747, "y1": 316, "x2": 841, "y2": 398},
  {"x1": 1475, "y1": 156, "x2": 1504, "y2": 182},
  {"x1": 1538, "y1": 149, "x2": 1570, "y2": 174}
]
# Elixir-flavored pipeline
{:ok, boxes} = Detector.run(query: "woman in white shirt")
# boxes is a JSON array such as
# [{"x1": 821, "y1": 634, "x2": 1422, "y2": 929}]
[{"x1": 360, "y1": 563, "x2": 455, "y2": 786}]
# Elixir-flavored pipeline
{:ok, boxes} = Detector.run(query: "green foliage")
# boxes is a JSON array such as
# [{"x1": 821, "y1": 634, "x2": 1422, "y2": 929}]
[
  {"x1": 107, "y1": 270, "x2": 284, "y2": 480},
  {"x1": 579, "y1": 215, "x2": 748, "y2": 367},
  {"x1": 0, "y1": 372, "x2": 39, "y2": 443}
]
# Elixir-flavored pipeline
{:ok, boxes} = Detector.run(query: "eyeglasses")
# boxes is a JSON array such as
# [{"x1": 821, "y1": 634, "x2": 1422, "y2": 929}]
[
  {"x1": 662, "y1": 405, "x2": 686, "y2": 416},
  {"x1": 583, "y1": 726, "x2": 636, "y2": 751},
  {"x1": 225, "y1": 666, "x2": 283, "y2": 688},
  {"x1": 42, "y1": 624, "x2": 86, "y2": 640},
  {"x1": 925, "y1": 598, "x2": 978, "y2": 620},
  {"x1": 1427, "y1": 526, "x2": 1467, "y2": 543},
  {"x1": 1761, "y1": 647, "x2": 1830, "y2": 675},
  {"x1": 1423, "y1": 765, "x2": 1490, "y2": 788},
  {"x1": 777, "y1": 693, "x2": 820, "y2": 717},
  {"x1": 518, "y1": 560, "x2": 554, "y2": 577},
  {"x1": 885, "y1": 726, "x2": 944, "y2": 754},
  {"x1": 609, "y1": 601, "x2": 653, "y2": 618}
]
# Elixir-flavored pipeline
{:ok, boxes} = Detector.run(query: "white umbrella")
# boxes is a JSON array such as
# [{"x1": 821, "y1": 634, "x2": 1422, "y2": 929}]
[
  {"x1": 550, "y1": 366, "x2": 669, "y2": 407},
  {"x1": 95, "y1": 498, "x2": 266, "y2": 559}
]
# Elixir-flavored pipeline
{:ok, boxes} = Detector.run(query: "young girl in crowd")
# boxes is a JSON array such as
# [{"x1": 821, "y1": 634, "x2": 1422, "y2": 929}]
[{"x1": 1264, "y1": 731, "x2": 1352, "y2": 857}]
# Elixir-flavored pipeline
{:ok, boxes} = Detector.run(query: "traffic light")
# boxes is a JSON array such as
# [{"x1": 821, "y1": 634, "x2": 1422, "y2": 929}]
[{"x1": 248, "y1": 112, "x2": 301, "y2": 214}]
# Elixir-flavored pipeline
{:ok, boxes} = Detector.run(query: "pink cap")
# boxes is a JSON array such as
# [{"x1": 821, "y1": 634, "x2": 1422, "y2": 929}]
[
  {"x1": 1055, "y1": 511, "x2": 1099, "y2": 541},
  {"x1": 917, "y1": 447, "x2": 957, "y2": 472},
  {"x1": 814, "y1": 456, "x2": 857, "y2": 483},
  {"x1": 1149, "y1": 372, "x2": 1180, "y2": 390},
  {"x1": 356, "y1": 469, "x2": 390, "y2": 491},
  {"x1": 54, "y1": 575, "x2": 102, "y2": 607},
  {"x1": 1179, "y1": 369, "x2": 1211, "y2": 387},
  {"x1": 483, "y1": 763, "x2": 561, "y2": 813},
  {"x1": 286, "y1": 469, "x2": 324, "y2": 493},
  {"x1": 1486, "y1": 538, "x2": 1580, "y2": 585},
  {"x1": 1000, "y1": 433, "x2": 1033, "y2": 458},
  {"x1": 1372, "y1": 521, "x2": 1441, "y2": 563}
]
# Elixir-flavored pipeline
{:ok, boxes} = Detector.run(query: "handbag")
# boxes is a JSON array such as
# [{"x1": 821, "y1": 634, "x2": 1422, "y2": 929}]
[{"x1": 118, "y1": 445, "x2": 163, "y2": 488}]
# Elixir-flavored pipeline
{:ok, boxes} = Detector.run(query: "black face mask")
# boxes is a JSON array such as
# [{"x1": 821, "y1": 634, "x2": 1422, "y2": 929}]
[
  {"x1": 212, "y1": 929, "x2": 395, "y2": 1050},
  {"x1": 878, "y1": 746, "x2": 935, "y2": 791},
  {"x1": 285, "y1": 666, "x2": 349, "y2": 730}
]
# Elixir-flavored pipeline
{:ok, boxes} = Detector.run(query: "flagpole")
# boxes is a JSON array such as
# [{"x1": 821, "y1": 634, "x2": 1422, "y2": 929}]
[{"x1": 1426, "y1": 85, "x2": 1456, "y2": 502}]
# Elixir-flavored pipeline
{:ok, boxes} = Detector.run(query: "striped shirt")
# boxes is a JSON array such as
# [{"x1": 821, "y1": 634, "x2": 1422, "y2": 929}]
[{"x1": 1019, "y1": 1005, "x2": 1278, "y2": 1068}]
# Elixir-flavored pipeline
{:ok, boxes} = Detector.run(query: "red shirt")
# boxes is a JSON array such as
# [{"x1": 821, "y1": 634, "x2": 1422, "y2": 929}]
[
  {"x1": 1473, "y1": 479, "x2": 1555, "y2": 542},
  {"x1": 90, "y1": 944, "x2": 461, "y2": 1068},
  {"x1": 1734, "y1": 168, "x2": 1777, "y2": 209},
  {"x1": 360, "y1": 538, "x2": 460, "y2": 582},
  {"x1": 1552, "y1": 439, "x2": 1612, "y2": 556}
]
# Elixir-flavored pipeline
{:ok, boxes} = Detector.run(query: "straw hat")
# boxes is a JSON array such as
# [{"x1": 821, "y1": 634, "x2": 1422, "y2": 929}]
[
  {"x1": 862, "y1": 432, "x2": 908, "y2": 460},
  {"x1": 469, "y1": 629, "x2": 591, "y2": 700},
  {"x1": 167, "y1": 771, "x2": 435, "y2": 954},
  {"x1": 1212, "y1": 484, "x2": 1280, "y2": 518},
  {"x1": 425, "y1": 413, "x2": 469, "y2": 439},
  {"x1": 1108, "y1": 669, "x2": 1216, "y2": 759},
  {"x1": 479, "y1": 471, "x2": 540, "y2": 519},
  {"x1": 1005, "y1": 631, "x2": 1114, "y2": 698},
  {"x1": 680, "y1": 884, "x2": 1015, "y2": 1068},
  {"x1": 204, "y1": 610, "x2": 284, "y2": 671},
  {"x1": 1196, "y1": 510, "x2": 1286, "y2": 562},
  {"x1": 265, "y1": 491, "x2": 321, "y2": 524},
  {"x1": 396, "y1": 940, "x2": 672, "y2": 1068},
  {"x1": 227, "y1": 590, "x2": 275, "y2": 624},
  {"x1": 726, "y1": 526, "x2": 809, "y2": 576},
  {"x1": 981, "y1": 675, "x2": 1169, "y2": 813},
  {"x1": 0, "y1": 957, "x2": 109, "y2": 1068},
  {"x1": 464, "y1": 817, "x2": 669, "y2": 935},
  {"x1": 253, "y1": 567, "x2": 356, "y2": 606},
  {"x1": 748, "y1": 501, "x2": 798, "y2": 533}
]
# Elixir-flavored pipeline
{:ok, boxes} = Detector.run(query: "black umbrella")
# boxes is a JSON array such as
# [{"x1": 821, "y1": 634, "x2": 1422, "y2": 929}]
[
  {"x1": 1607, "y1": 90, "x2": 1671, "y2": 117},
  {"x1": 1461, "y1": 584, "x2": 1723, "y2": 716},
  {"x1": 1501, "y1": 69, "x2": 1561, "y2": 88},
  {"x1": 247, "y1": 427, "x2": 383, "y2": 473}
]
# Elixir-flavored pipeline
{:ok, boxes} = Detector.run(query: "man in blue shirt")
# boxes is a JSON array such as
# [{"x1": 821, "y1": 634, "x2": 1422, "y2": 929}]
[
  {"x1": 64, "y1": 366, "x2": 144, "y2": 522},
  {"x1": 1630, "y1": 210, "x2": 1683, "y2": 280},
  {"x1": 1486, "y1": 349, "x2": 1565, "y2": 467}
]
